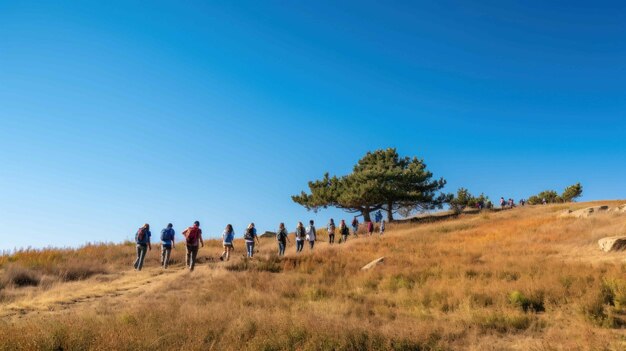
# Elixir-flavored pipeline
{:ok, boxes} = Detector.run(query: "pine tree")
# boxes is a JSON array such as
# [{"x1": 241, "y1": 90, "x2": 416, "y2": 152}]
[{"x1": 292, "y1": 148, "x2": 447, "y2": 221}]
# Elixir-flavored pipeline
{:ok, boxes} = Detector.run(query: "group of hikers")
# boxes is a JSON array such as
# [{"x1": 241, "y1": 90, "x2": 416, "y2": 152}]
[{"x1": 133, "y1": 216, "x2": 386, "y2": 271}]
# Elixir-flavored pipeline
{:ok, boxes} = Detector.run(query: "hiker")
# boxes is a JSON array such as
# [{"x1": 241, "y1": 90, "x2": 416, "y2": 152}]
[
  {"x1": 182, "y1": 221, "x2": 204, "y2": 271},
  {"x1": 542, "y1": 198, "x2": 547, "y2": 205},
  {"x1": 380, "y1": 219, "x2": 386, "y2": 235},
  {"x1": 160, "y1": 223, "x2": 175, "y2": 269},
  {"x1": 520, "y1": 199, "x2": 526, "y2": 206},
  {"x1": 220, "y1": 224, "x2": 235, "y2": 261},
  {"x1": 500, "y1": 197, "x2": 506, "y2": 209},
  {"x1": 295, "y1": 221, "x2": 306, "y2": 253},
  {"x1": 134, "y1": 223, "x2": 152, "y2": 271},
  {"x1": 339, "y1": 219, "x2": 349, "y2": 243},
  {"x1": 244, "y1": 223, "x2": 259, "y2": 258},
  {"x1": 276, "y1": 222, "x2": 290, "y2": 256},
  {"x1": 306, "y1": 220, "x2": 316, "y2": 250},
  {"x1": 351, "y1": 217, "x2": 359, "y2": 237},
  {"x1": 374, "y1": 210, "x2": 383, "y2": 223},
  {"x1": 327, "y1": 218, "x2": 336, "y2": 244},
  {"x1": 367, "y1": 221, "x2": 374, "y2": 236}
]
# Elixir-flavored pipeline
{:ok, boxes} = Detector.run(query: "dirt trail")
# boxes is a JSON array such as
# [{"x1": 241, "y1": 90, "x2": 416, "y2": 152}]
[
  {"x1": 0, "y1": 236, "x2": 311, "y2": 320},
  {"x1": 0, "y1": 267, "x2": 182, "y2": 320}
]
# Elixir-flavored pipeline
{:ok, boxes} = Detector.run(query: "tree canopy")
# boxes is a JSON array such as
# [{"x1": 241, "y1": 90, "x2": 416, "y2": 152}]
[
  {"x1": 527, "y1": 183, "x2": 583, "y2": 205},
  {"x1": 448, "y1": 188, "x2": 490, "y2": 214},
  {"x1": 292, "y1": 148, "x2": 447, "y2": 221}
]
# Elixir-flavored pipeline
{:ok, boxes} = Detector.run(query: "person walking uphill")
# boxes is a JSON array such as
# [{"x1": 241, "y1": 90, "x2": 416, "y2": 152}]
[
  {"x1": 160, "y1": 223, "x2": 175, "y2": 269},
  {"x1": 276, "y1": 223, "x2": 290, "y2": 256},
  {"x1": 244, "y1": 223, "x2": 259, "y2": 258},
  {"x1": 182, "y1": 221, "x2": 204, "y2": 271},
  {"x1": 339, "y1": 219, "x2": 349, "y2": 243},
  {"x1": 295, "y1": 222, "x2": 306, "y2": 253},
  {"x1": 351, "y1": 217, "x2": 359, "y2": 237},
  {"x1": 367, "y1": 221, "x2": 374, "y2": 237},
  {"x1": 220, "y1": 224, "x2": 235, "y2": 261},
  {"x1": 327, "y1": 219, "x2": 336, "y2": 244},
  {"x1": 134, "y1": 224, "x2": 152, "y2": 271},
  {"x1": 306, "y1": 220, "x2": 317, "y2": 250}
]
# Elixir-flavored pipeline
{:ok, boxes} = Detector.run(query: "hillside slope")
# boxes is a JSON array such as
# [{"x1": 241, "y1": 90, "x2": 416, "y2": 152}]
[{"x1": 1, "y1": 201, "x2": 626, "y2": 350}]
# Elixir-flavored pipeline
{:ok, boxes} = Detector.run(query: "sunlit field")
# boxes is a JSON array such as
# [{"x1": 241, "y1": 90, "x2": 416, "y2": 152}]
[{"x1": 2, "y1": 201, "x2": 626, "y2": 350}]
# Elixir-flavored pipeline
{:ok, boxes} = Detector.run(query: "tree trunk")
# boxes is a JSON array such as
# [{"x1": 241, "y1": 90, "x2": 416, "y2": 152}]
[
  {"x1": 362, "y1": 208, "x2": 372, "y2": 222},
  {"x1": 386, "y1": 201, "x2": 394, "y2": 222}
]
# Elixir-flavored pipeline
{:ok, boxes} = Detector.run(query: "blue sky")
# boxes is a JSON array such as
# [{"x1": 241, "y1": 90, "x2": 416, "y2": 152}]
[{"x1": 1, "y1": 1, "x2": 625, "y2": 251}]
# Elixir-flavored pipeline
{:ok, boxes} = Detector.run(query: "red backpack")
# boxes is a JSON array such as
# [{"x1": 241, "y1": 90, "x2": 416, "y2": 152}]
[
  {"x1": 186, "y1": 226, "x2": 200, "y2": 245},
  {"x1": 136, "y1": 227, "x2": 146, "y2": 243}
]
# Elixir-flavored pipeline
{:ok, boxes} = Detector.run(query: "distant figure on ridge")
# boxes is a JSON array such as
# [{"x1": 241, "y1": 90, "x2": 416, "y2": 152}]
[
  {"x1": 327, "y1": 218, "x2": 336, "y2": 244},
  {"x1": 182, "y1": 221, "x2": 203, "y2": 271},
  {"x1": 134, "y1": 223, "x2": 151, "y2": 271},
  {"x1": 220, "y1": 224, "x2": 235, "y2": 261},
  {"x1": 542, "y1": 198, "x2": 547, "y2": 205},
  {"x1": 306, "y1": 220, "x2": 317, "y2": 250},
  {"x1": 160, "y1": 223, "x2": 175, "y2": 269},
  {"x1": 508, "y1": 198, "x2": 514, "y2": 208},
  {"x1": 367, "y1": 221, "x2": 374, "y2": 237},
  {"x1": 276, "y1": 222, "x2": 290, "y2": 256},
  {"x1": 500, "y1": 197, "x2": 506, "y2": 209},
  {"x1": 351, "y1": 217, "x2": 359, "y2": 237},
  {"x1": 380, "y1": 219, "x2": 386, "y2": 236},
  {"x1": 295, "y1": 221, "x2": 306, "y2": 253},
  {"x1": 519, "y1": 199, "x2": 526, "y2": 206},
  {"x1": 339, "y1": 219, "x2": 349, "y2": 243},
  {"x1": 244, "y1": 223, "x2": 259, "y2": 258}
]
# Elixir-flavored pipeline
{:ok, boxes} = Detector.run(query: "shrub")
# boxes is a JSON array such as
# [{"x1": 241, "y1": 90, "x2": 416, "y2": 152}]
[
  {"x1": 256, "y1": 255, "x2": 282, "y2": 273},
  {"x1": 56, "y1": 261, "x2": 108, "y2": 282},
  {"x1": 508, "y1": 290, "x2": 545, "y2": 313},
  {"x1": 580, "y1": 292, "x2": 626, "y2": 328},
  {"x1": 224, "y1": 256, "x2": 282, "y2": 273},
  {"x1": 1, "y1": 265, "x2": 41, "y2": 287},
  {"x1": 473, "y1": 312, "x2": 536, "y2": 333}
]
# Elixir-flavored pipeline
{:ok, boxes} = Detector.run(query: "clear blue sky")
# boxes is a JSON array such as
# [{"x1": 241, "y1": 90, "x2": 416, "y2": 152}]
[{"x1": 1, "y1": 1, "x2": 625, "y2": 251}]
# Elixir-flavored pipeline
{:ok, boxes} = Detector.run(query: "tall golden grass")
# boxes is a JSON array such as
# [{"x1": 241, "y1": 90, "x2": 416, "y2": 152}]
[{"x1": 1, "y1": 201, "x2": 626, "y2": 350}]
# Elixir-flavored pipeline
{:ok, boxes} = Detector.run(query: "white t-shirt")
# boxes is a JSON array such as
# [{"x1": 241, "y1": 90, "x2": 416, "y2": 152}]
[{"x1": 305, "y1": 225, "x2": 316, "y2": 241}]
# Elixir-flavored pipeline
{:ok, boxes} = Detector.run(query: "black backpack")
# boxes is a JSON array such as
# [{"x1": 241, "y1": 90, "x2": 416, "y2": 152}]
[
  {"x1": 277, "y1": 229, "x2": 287, "y2": 241},
  {"x1": 244, "y1": 227, "x2": 255, "y2": 240}
]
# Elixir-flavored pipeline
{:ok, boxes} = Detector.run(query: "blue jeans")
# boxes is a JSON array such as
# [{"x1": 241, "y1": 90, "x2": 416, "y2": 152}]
[
  {"x1": 246, "y1": 241, "x2": 255, "y2": 257},
  {"x1": 278, "y1": 241, "x2": 286, "y2": 256},
  {"x1": 296, "y1": 240, "x2": 304, "y2": 253},
  {"x1": 134, "y1": 244, "x2": 147, "y2": 271}
]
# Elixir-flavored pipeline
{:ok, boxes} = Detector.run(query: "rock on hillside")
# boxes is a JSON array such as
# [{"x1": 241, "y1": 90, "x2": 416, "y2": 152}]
[
  {"x1": 361, "y1": 257, "x2": 385, "y2": 270},
  {"x1": 259, "y1": 231, "x2": 276, "y2": 238},
  {"x1": 610, "y1": 204, "x2": 626, "y2": 213},
  {"x1": 559, "y1": 206, "x2": 609, "y2": 219},
  {"x1": 598, "y1": 236, "x2": 626, "y2": 252}
]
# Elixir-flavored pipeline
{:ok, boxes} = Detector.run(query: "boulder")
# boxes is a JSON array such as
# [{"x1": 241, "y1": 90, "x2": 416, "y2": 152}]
[
  {"x1": 559, "y1": 206, "x2": 609, "y2": 219},
  {"x1": 598, "y1": 236, "x2": 626, "y2": 252},
  {"x1": 610, "y1": 204, "x2": 626, "y2": 213},
  {"x1": 259, "y1": 231, "x2": 276, "y2": 238},
  {"x1": 361, "y1": 257, "x2": 385, "y2": 270}
]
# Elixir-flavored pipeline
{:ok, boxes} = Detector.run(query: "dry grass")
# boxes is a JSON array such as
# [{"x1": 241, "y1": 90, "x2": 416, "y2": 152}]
[{"x1": 1, "y1": 201, "x2": 626, "y2": 350}]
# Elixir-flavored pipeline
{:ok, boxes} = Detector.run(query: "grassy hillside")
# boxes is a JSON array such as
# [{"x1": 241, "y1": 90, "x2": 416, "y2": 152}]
[{"x1": 1, "y1": 201, "x2": 626, "y2": 350}]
